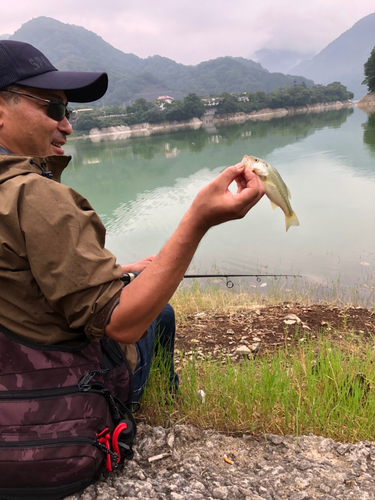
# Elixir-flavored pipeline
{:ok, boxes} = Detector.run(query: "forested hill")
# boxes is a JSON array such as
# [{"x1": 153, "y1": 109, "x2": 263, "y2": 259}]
[
  {"x1": 7, "y1": 17, "x2": 314, "y2": 106},
  {"x1": 291, "y1": 13, "x2": 375, "y2": 99}
]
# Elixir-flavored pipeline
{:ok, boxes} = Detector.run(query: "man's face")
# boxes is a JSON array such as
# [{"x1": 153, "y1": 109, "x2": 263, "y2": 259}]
[{"x1": 0, "y1": 86, "x2": 73, "y2": 156}]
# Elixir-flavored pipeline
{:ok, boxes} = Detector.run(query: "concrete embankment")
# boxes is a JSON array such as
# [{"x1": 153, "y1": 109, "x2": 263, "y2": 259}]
[
  {"x1": 87, "y1": 118, "x2": 202, "y2": 142},
  {"x1": 74, "y1": 101, "x2": 353, "y2": 142},
  {"x1": 212, "y1": 101, "x2": 353, "y2": 125}
]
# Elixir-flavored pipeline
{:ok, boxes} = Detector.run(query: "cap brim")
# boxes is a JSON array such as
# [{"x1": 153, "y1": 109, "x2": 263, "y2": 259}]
[{"x1": 15, "y1": 70, "x2": 108, "y2": 103}]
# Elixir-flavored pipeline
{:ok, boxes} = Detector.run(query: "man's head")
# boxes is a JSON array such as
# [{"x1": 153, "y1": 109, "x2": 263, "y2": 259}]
[{"x1": 0, "y1": 40, "x2": 108, "y2": 156}]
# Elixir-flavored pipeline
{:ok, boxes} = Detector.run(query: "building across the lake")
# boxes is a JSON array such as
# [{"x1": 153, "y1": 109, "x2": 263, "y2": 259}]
[
  {"x1": 156, "y1": 96, "x2": 175, "y2": 104},
  {"x1": 156, "y1": 96, "x2": 175, "y2": 109}
]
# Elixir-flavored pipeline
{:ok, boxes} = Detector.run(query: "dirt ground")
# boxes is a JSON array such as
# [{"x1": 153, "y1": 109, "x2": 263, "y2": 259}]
[{"x1": 175, "y1": 304, "x2": 375, "y2": 359}]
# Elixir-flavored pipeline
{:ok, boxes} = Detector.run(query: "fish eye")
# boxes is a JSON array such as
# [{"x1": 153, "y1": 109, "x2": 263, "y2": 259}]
[{"x1": 254, "y1": 158, "x2": 259, "y2": 162}]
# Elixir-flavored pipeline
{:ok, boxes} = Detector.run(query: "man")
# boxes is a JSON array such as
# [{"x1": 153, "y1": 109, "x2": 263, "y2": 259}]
[{"x1": 0, "y1": 40, "x2": 264, "y2": 402}]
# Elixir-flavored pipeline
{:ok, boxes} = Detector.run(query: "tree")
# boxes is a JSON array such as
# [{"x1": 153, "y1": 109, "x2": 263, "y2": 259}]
[
  {"x1": 126, "y1": 98, "x2": 158, "y2": 124},
  {"x1": 363, "y1": 47, "x2": 375, "y2": 93},
  {"x1": 216, "y1": 92, "x2": 239, "y2": 114},
  {"x1": 73, "y1": 113, "x2": 102, "y2": 131},
  {"x1": 182, "y1": 93, "x2": 205, "y2": 119},
  {"x1": 165, "y1": 100, "x2": 185, "y2": 121},
  {"x1": 324, "y1": 82, "x2": 353, "y2": 101}
]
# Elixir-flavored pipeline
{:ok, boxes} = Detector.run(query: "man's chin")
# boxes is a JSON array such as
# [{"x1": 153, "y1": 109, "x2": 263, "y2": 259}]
[{"x1": 50, "y1": 144, "x2": 65, "y2": 155}]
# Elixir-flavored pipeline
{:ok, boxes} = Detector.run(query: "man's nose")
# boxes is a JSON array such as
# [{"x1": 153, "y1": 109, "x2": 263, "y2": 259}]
[{"x1": 58, "y1": 116, "x2": 73, "y2": 135}]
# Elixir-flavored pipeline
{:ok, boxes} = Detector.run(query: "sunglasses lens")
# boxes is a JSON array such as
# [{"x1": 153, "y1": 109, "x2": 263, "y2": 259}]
[{"x1": 46, "y1": 102, "x2": 67, "y2": 122}]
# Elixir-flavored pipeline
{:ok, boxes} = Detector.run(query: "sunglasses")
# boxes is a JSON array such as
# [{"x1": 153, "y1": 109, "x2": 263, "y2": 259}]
[{"x1": 1, "y1": 88, "x2": 72, "y2": 122}]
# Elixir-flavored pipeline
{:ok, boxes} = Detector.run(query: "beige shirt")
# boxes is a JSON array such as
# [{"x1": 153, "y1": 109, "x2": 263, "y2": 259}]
[{"x1": 0, "y1": 154, "x2": 137, "y2": 370}]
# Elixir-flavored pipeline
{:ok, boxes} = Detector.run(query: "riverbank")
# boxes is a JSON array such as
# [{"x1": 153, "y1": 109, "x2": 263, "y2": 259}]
[
  {"x1": 72, "y1": 100, "x2": 353, "y2": 142},
  {"x1": 210, "y1": 100, "x2": 352, "y2": 125},
  {"x1": 355, "y1": 92, "x2": 375, "y2": 114}
]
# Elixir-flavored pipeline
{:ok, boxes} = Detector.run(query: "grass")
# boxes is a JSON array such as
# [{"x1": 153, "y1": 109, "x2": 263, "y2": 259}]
[
  {"x1": 171, "y1": 275, "x2": 375, "y2": 316},
  {"x1": 137, "y1": 282, "x2": 375, "y2": 443}
]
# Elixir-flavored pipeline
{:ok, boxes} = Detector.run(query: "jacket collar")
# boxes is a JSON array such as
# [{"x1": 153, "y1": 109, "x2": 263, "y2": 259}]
[{"x1": 0, "y1": 154, "x2": 72, "y2": 184}]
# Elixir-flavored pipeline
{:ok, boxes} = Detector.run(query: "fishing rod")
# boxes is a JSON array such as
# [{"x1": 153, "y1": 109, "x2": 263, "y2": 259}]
[
  {"x1": 121, "y1": 272, "x2": 300, "y2": 288},
  {"x1": 184, "y1": 274, "x2": 300, "y2": 288}
]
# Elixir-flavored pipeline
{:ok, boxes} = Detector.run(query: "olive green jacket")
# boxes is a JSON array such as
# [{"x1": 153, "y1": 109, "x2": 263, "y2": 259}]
[{"x1": 0, "y1": 154, "x2": 137, "y2": 370}]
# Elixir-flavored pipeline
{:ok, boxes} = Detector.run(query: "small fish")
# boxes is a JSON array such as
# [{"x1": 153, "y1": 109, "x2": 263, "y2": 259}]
[{"x1": 242, "y1": 155, "x2": 299, "y2": 231}]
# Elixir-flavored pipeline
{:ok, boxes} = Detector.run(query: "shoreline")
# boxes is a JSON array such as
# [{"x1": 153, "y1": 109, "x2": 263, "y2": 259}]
[
  {"x1": 355, "y1": 91, "x2": 375, "y2": 114},
  {"x1": 71, "y1": 100, "x2": 353, "y2": 142}
]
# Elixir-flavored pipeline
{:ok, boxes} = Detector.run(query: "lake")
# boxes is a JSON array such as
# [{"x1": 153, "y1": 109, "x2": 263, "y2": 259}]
[{"x1": 63, "y1": 107, "x2": 375, "y2": 303}]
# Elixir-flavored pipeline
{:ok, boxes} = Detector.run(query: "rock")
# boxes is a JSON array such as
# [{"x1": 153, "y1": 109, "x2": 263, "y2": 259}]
[
  {"x1": 194, "y1": 312, "x2": 207, "y2": 318},
  {"x1": 235, "y1": 345, "x2": 251, "y2": 355},
  {"x1": 249, "y1": 342, "x2": 261, "y2": 352},
  {"x1": 66, "y1": 426, "x2": 375, "y2": 500},
  {"x1": 212, "y1": 486, "x2": 228, "y2": 499},
  {"x1": 268, "y1": 435, "x2": 284, "y2": 445},
  {"x1": 283, "y1": 313, "x2": 302, "y2": 323}
]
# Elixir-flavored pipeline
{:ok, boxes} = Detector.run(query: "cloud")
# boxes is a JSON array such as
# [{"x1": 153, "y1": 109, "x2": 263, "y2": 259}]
[{"x1": 0, "y1": 0, "x2": 374, "y2": 65}]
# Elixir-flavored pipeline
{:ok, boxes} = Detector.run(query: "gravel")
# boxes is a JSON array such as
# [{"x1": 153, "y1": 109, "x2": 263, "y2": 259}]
[{"x1": 66, "y1": 424, "x2": 375, "y2": 499}]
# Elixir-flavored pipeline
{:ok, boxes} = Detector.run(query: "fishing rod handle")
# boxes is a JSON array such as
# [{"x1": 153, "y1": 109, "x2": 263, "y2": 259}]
[{"x1": 120, "y1": 272, "x2": 140, "y2": 285}]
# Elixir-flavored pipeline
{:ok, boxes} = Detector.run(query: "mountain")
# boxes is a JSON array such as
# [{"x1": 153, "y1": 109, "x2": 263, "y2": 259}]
[
  {"x1": 291, "y1": 13, "x2": 375, "y2": 100},
  {"x1": 8, "y1": 17, "x2": 314, "y2": 106},
  {"x1": 139, "y1": 55, "x2": 312, "y2": 96},
  {"x1": 253, "y1": 49, "x2": 316, "y2": 74}
]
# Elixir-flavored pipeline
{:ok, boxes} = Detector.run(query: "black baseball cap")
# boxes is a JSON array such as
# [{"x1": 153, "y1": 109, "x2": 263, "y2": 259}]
[{"x1": 0, "y1": 40, "x2": 108, "y2": 103}]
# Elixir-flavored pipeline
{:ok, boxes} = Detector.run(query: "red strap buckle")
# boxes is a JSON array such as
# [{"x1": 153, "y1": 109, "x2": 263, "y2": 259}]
[{"x1": 97, "y1": 428, "x2": 113, "y2": 471}]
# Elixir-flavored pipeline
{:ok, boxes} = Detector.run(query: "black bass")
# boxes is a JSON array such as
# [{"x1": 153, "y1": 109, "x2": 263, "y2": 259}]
[{"x1": 242, "y1": 155, "x2": 299, "y2": 231}]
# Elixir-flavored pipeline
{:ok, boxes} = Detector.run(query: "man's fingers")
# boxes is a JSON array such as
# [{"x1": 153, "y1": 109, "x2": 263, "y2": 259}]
[{"x1": 218, "y1": 163, "x2": 246, "y2": 186}]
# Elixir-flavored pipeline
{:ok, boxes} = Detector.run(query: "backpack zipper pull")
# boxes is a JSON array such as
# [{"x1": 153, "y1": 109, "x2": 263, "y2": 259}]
[{"x1": 78, "y1": 369, "x2": 109, "y2": 391}]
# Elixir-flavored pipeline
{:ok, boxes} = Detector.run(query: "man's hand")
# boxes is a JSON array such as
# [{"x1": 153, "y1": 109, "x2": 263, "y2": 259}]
[
  {"x1": 121, "y1": 255, "x2": 156, "y2": 274},
  {"x1": 186, "y1": 162, "x2": 265, "y2": 234}
]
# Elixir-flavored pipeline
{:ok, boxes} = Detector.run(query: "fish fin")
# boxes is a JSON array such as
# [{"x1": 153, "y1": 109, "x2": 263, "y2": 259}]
[
  {"x1": 285, "y1": 212, "x2": 299, "y2": 232},
  {"x1": 286, "y1": 185, "x2": 291, "y2": 199},
  {"x1": 270, "y1": 200, "x2": 278, "y2": 211}
]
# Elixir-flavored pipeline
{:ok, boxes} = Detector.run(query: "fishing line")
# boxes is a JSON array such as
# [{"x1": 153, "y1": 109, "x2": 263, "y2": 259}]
[{"x1": 183, "y1": 274, "x2": 300, "y2": 288}]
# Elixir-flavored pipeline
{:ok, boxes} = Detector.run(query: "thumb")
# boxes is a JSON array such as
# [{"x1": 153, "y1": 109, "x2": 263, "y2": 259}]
[{"x1": 219, "y1": 162, "x2": 245, "y2": 184}]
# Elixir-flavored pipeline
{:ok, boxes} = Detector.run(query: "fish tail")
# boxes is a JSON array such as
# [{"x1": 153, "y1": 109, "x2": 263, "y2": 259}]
[{"x1": 285, "y1": 212, "x2": 299, "y2": 232}]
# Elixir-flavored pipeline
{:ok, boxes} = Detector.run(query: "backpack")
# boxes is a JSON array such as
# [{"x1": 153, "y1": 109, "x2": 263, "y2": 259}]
[{"x1": 0, "y1": 324, "x2": 136, "y2": 500}]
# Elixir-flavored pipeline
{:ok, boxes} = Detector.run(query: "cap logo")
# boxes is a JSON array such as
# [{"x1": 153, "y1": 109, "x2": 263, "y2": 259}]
[{"x1": 28, "y1": 56, "x2": 50, "y2": 71}]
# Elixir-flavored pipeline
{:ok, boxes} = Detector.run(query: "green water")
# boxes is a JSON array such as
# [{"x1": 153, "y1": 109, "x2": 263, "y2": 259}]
[{"x1": 63, "y1": 107, "x2": 375, "y2": 298}]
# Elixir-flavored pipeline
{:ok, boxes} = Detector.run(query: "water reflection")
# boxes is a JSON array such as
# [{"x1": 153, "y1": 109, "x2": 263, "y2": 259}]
[
  {"x1": 362, "y1": 113, "x2": 375, "y2": 154},
  {"x1": 67, "y1": 108, "x2": 353, "y2": 164}
]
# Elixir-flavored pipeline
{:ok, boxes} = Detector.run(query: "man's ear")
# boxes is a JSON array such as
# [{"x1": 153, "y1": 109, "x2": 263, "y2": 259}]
[
  {"x1": 0, "y1": 106, "x2": 4, "y2": 128},
  {"x1": 0, "y1": 97, "x2": 6, "y2": 127}
]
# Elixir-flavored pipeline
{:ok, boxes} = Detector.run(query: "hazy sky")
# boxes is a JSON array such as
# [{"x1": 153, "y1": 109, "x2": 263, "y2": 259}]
[{"x1": 1, "y1": 1, "x2": 374, "y2": 65}]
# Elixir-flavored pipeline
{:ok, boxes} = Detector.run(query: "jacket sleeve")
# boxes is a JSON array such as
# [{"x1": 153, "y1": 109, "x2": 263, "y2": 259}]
[{"x1": 18, "y1": 175, "x2": 124, "y2": 336}]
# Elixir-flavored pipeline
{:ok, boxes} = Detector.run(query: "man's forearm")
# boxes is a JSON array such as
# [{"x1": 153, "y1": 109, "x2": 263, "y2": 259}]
[
  {"x1": 105, "y1": 208, "x2": 206, "y2": 343},
  {"x1": 105, "y1": 163, "x2": 265, "y2": 343}
]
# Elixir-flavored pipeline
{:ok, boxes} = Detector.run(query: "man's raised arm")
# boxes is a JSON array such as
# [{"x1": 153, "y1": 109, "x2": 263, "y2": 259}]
[{"x1": 105, "y1": 163, "x2": 264, "y2": 343}]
